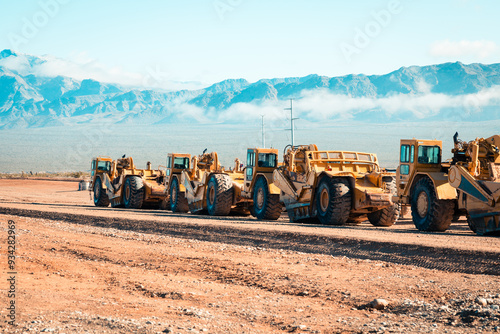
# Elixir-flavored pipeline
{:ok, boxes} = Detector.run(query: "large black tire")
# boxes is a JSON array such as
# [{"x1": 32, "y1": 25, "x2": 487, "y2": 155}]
[
  {"x1": 368, "y1": 206, "x2": 400, "y2": 227},
  {"x1": 206, "y1": 174, "x2": 233, "y2": 216},
  {"x1": 315, "y1": 177, "x2": 352, "y2": 225},
  {"x1": 368, "y1": 179, "x2": 400, "y2": 227},
  {"x1": 123, "y1": 176, "x2": 144, "y2": 209},
  {"x1": 410, "y1": 177, "x2": 454, "y2": 232},
  {"x1": 93, "y1": 176, "x2": 110, "y2": 207},
  {"x1": 252, "y1": 177, "x2": 282, "y2": 220},
  {"x1": 170, "y1": 177, "x2": 189, "y2": 213}
]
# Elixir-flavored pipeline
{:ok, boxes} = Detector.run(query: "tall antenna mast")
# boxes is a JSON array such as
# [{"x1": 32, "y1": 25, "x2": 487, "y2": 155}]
[
  {"x1": 260, "y1": 115, "x2": 265, "y2": 148},
  {"x1": 285, "y1": 99, "x2": 298, "y2": 146}
]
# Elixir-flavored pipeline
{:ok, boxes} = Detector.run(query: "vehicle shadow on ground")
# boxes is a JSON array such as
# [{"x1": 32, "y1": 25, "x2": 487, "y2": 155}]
[
  {"x1": 5, "y1": 201, "x2": 477, "y2": 236},
  {"x1": 1, "y1": 205, "x2": 497, "y2": 275}
]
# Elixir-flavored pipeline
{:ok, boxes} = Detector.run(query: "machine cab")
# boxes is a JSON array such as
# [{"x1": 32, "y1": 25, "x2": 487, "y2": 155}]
[
  {"x1": 245, "y1": 148, "x2": 278, "y2": 187},
  {"x1": 91, "y1": 157, "x2": 112, "y2": 177},
  {"x1": 397, "y1": 139, "x2": 442, "y2": 196},
  {"x1": 166, "y1": 153, "x2": 190, "y2": 178}
]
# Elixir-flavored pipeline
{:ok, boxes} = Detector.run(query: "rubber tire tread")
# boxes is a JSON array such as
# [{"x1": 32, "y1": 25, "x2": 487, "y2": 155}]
[
  {"x1": 411, "y1": 177, "x2": 454, "y2": 232},
  {"x1": 252, "y1": 177, "x2": 282, "y2": 220},
  {"x1": 316, "y1": 177, "x2": 352, "y2": 225},
  {"x1": 207, "y1": 174, "x2": 233, "y2": 216},
  {"x1": 93, "y1": 176, "x2": 110, "y2": 207},
  {"x1": 170, "y1": 177, "x2": 189, "y2": 213},
  {"x1": 367, "y1": 178, "x2": 400, "y2": 227},
  {"x1": 368, "y1": 205, "x2": 400, "y2": 227},
  {"x1": 124, "y1": 176, "x2": 144, "y2": 209}
]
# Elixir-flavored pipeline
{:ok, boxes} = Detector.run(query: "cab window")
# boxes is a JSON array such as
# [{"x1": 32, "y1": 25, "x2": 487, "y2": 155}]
[
  {"x1": 97, "y1": 161, "x2": 110, "y2": 172},
  {"x1": 257, "y1": 153, "x2": 277, "y2": 168},
  {"x1": 418, "y1": 146, "x2": 440, "y2": 164},
  {"x1": 247, "y1": 151, "x2": 255, "y2": 167},
  {"x1": 246, "y1": 151, "x2": 256, "y2": 181},
  {"x1": 400, "y1": 145, "x2": 410, "y2": 163},
  {"x1": 173, "y1": 157, "x2": 189, "y2": 169},
  {"x1": 400, "y1": 165, "x2": 410, "y2": 175}
]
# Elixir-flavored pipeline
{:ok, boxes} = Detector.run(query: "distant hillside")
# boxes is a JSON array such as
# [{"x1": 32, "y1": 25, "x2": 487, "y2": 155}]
[{"x1": 1, "y1": 49, "x2": 500, "y2": 128}]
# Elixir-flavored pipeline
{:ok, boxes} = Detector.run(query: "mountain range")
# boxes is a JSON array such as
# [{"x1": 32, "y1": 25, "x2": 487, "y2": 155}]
[{"x1": 1, "y1": 49, "x2": 500, "y2": 128}]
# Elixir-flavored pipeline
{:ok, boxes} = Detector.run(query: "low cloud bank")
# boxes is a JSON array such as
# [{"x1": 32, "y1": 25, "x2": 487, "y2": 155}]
[
  {"x1": 0, "y1": 51, "x2": 205, "y2": 91},
  {"x1": 201, "y1": 86, "x2": 500, "y2": 123}
]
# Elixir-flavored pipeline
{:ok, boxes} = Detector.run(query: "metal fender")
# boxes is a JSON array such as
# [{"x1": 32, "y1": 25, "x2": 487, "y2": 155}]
[
  {"x1": 268, "y1": 182, "x2": 281, "y2": 195},
  {"x1": 425, "y1": 172, "x2": 457, "y2": 200}
]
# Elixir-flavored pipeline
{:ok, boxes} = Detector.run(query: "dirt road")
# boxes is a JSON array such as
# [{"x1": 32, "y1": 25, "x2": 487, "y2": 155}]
[{"x1": 0, "y1": 179, "x2": 499, "y2": 333}]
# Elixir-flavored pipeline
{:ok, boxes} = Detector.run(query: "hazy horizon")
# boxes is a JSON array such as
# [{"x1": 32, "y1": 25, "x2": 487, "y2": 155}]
[{"x1": 0, "y1": 120, "x2": 495, "y2": 173}]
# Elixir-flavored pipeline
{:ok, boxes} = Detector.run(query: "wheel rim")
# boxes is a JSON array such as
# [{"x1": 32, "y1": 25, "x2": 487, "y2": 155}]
[
  {"x1": 125, "y1": 183, "x2": 130, "y2": 202},
  {"x1": 209, "y1": 185, "x2": 215, "y2": 205},
  {"x1": 256, "y1": 188, "x2": 265, "y2": 209},
  {"x1": 172, "y1": 185, "x2": 177, "y2": 203},
  {"x1": 320, "y1": 188, "x2": 329, "y2": 212},
  {"x1": 417, "y1": 191, "x2": 429, "y2": 218}
]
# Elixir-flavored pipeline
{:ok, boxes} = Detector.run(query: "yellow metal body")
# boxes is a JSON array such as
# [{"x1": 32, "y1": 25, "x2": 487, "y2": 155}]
[
  {"x1": 240, "y1": 148, "x2": 281, "y2": 197},
  {"x1": 396, "y1": 139, "x2": 457, "y2": 204},
  {"x1": 181, "y1": 148, "x2": 281, "y2": 215},
  {"x1": 181, "y1": 152, "x2": 224, "y2": 212},
  {"x1": 448, "y1": 135, "x2": 500, "y2": 234},
  {"x1": 164, "y1": 153, "x2": 191, "y2": 194},
  {"x1": 273, "y1": 145, "x2": 395, "y2": 222},
  {"x1": 90, "y1": 156, "x2": 167, "y2": 208},
  {"x1": 397, "y1": 135, "x2": 500, "y2": 235}
]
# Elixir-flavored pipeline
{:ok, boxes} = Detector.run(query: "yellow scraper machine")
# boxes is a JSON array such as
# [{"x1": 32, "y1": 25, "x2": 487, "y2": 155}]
[
  {"x1": 90, "y1": 156, "x2": 167, "y2": 209},
  {"x1": 88, "y1": 131, "x2": 500, "y2": 237},
  {"x1": 396, "y1": 133, "x2": 500, "y2": 235},
  {"x1": 180, "y1": 148, "x2": 282, "y2": 219},
  {"x1": 272, "y1": 144, "x2": 400, "y2": 226}
]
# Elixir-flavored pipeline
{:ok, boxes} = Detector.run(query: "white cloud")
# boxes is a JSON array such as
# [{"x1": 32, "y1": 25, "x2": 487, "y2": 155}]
[
  {"x1": 0, "y1": 54, "x2": 32, "y2": 74},
  {"x1": 210, "y1": 86, "x2": 500, "y2": 123},
  {"x1": 298, "y1": 87, "x2": 500, "y2": 120},
  {"x1": 38, "y1": 53, "x2": 143, "y2": 86},
  {"x1": 430, "y1": 40, "x2": 500, "y2": 59},
  {"x1": 173, "y1": 102, "x2": 209, "y2": 123},
  {"x1": 0, "y1": 51, "x2": 206, "y2": 91}
]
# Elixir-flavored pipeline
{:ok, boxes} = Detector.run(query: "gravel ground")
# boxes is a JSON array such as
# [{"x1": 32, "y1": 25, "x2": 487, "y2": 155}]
[{"x1": 0, "y1": 179, "x2": 499, "y2": 333}]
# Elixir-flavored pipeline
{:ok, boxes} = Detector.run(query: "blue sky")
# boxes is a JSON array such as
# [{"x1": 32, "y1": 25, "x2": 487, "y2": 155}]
[{"x1": 0, "y1": 0, "x2": 498, "y2": 89}]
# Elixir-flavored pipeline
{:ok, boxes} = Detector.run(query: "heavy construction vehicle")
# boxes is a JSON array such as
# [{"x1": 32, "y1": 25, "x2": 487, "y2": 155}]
[
  {"x1": 180, "y1": 148, "x2": 282, "y2": 219},
  {"x1": 396, "y1": 133, "x2": 500, "y2": 235},
  {"x1": 90, "y1": 156, "x2": 167, "y2": 209},
  {"x1": 273, "y1": 145, "x2": 400, "y2": 226},
  {"x1": 238, "y1": 148, "x2": 282, "y2": 220},
  {"x1": 163, "y1": 153, "x2": 191, "y2": 212},
  {"x1": 180, "y1": 151, "x2": 234, "y2": 215}
]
